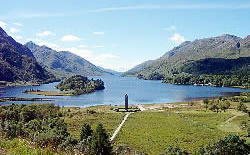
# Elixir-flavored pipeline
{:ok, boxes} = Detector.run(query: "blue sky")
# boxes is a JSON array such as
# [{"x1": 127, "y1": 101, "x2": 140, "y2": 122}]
[{"x1": 0, "y1": 0, "x2": 249, "y2": 72}]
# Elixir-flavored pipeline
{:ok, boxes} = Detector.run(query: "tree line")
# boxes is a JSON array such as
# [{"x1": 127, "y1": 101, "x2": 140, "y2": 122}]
[{"x1": 56, "y1": 75, "x2": 105, "y2": 95}]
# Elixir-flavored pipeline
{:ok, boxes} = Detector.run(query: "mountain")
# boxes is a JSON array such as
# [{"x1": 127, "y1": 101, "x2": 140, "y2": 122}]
[
  {"x1": 122, "y1": 60, "x2": 154, "y2": 77},
  {"x1": 25, "y1": 42, "x2": 112, "y2": 79},
  {"x1": 0, "y1": 27, "x2": 56, "y2": 86},
  {"x1": 122, "y1": 34, "x2": 250, "y2": 79},
  {"x1": 97, "y1": 66, "x2": 122, "y2": 76}
]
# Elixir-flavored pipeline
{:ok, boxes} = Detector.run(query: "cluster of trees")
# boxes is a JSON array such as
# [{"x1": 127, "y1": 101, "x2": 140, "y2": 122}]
[
  {"x1": 56, "y1": 75, "x2": 105, "y2": 95},
  {"x1": 202, "y1": 99, "x2": 231, "y2": 113},
  {"x1": 0, "y1": 103, "x2": 112, "y2": 154},
  {"x1": 160, "y1": 135, "x2": 250, "y2": 155},
  {"x1": 137, "y1": 72, "x2": 164, "y2": 80},
  {"x1": 202, "y1": 96, "x2": 248, "y2": 113},
  {"x1": 0, "y1": 103, "x2": 70, "y2": 150},
  {"x1": 163, "y1": 73, "x2": 249, "y2": 88},
  {"x1": 136, "y1": 57, "x2": 250, "y2": 89}
]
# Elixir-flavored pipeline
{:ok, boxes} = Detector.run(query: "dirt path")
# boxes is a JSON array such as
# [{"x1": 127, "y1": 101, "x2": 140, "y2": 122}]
[
  {"x1": 137, "y1": 104, "x2": 146, "y2": 111},
  {"x1": 110, "y1": 113, "x2": 131, "y2": 141},
  {"x1": 217, "y1": 110, "x2": 246, "y2": 132},
  {"x1": 224, "y1": 115, "x2": 238, "y2": 124}
]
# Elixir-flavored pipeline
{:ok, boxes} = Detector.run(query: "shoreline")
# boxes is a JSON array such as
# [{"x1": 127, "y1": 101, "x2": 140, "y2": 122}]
[{"x1": 0, "y1": 91, "x2": 246, "y2": 108}]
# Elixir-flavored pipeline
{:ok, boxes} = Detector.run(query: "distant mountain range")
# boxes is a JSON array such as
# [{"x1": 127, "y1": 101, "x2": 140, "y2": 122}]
[
  {"x1": 123, "y1": 34, "x2": 250, "y2": 79},
  {"x1": 0, "y1": 27, "x2": 56, "y2": 86},
  {"x1": 97, "y1": 66, "x2": 123, "y2": 76},
  {"x1": 25, "y1": 42, "x2": 114, "y2": 79}
]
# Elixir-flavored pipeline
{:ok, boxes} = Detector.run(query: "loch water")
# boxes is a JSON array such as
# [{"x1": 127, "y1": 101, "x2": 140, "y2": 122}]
[{"x1": 0, "y1": 76, "x2": 249, "y2": 107}]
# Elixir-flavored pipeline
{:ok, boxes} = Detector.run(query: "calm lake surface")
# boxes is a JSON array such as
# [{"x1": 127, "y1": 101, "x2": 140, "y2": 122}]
[{"x1": 0, "y1": 76, "x2": 249, "y2": 107}]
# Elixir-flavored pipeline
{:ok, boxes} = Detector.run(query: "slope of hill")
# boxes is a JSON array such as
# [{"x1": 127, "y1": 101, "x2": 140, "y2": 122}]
[
  {"x1": 97, "y1": 66, "x2": 122, "y2": 76},
  {"x1": 25, "y1": 42, "x2": 112, "y2": 79},
  {"x1": 0, "y1": 27, "x2": 56, "y2": 86},
  {"x1": 123, "y1": 34, "x2": 250, "y2": 79},
  {"x1": 122, "y1": 60, "x2": 154, "y2": 77}
]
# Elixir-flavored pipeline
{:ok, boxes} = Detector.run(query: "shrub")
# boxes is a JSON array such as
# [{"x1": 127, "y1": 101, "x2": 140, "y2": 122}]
[
  {"x1": 58, "y1": 135, "x2": 78, "y2": 152},
  {"x1": 159, "y1": 146, "x2": 189, "y2": 155},
  {"x1": 237, "y1": 102, "x2": 248, "y2": 113},
  {"x1": 196, "y1": 135, "x2": 250, "y2": 155},
  {"x1": 87, "y1": 109, "x2": 96, "y2": 115},
  {"x1": 80, "y1": 123, "x2": 93, "y2": 141}
]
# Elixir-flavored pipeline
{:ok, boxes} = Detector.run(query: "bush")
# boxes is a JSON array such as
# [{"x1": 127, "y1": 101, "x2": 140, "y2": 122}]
[
  {"x1": 159, "y1": 146, "x2": 188, "y2": 155},
  {"x1": 87, "y1": 109, "x2": 96, "y2": 115},
  {"x1": 196, "y1": 135, "x2": 250, "y2": 155},
  {"x1": 237, "y1": 102, "x2": 248, "y2": 113},
  {"x1": 80, "y1": 123, "x2": 93, "y2": 141},
  {"x1": 58, "y1": 135, "x2": 78, "y2": 152}
]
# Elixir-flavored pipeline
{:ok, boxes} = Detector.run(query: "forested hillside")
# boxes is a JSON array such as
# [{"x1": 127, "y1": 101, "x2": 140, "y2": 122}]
[
  {"x1": 0, "y1": 27, "x2": 56, "y2": 85},
  {"x1": 25, "y1": 42, "x2": 112, "y2": 79},
  {"x1": 123, "y1": 34, "x2": 250, "y2": 88}
]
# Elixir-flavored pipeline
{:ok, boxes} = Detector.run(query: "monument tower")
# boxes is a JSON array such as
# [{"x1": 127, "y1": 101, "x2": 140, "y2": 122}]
[{"x1": 125, "y1": 94, "x2": 128, "y2": 110}]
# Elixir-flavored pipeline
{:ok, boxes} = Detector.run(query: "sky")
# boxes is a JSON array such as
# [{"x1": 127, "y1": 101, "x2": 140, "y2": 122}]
[{"x1": 0, "y1": 0, "x2": 249, "y2": 72}]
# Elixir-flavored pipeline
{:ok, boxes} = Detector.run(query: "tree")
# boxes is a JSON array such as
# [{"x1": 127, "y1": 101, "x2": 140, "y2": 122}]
[
  {"x1": 203, "y1": 99, "x2": 209, "y2": 105},
  {"x1": 208, "y1": 102, "x2": 219, "y2": 113},
  {"x1": 224, "y1": 101, "x2": 230, "y2": 109},
  {"x1": 80, "y1": 123, "x2": 93, "y2": 141},
  {"x1": 90, "y1": 123, "x2": 112, "y2": 155},
  {"x1": 237, "y1": 102, "x2": 248, "y2": 113},
  {"x1": 196, "y1": 135, "x2": 250, "y2": 154}
]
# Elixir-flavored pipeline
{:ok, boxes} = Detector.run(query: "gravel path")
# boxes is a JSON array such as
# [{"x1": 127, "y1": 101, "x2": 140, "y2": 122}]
[{"x1": 110, "y1": 113, "x2": 131, "y2": 141}]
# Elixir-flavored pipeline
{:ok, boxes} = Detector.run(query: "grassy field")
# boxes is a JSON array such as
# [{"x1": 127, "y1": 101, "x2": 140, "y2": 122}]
[
  {"x1": 63, "y1": 105, "x2": 126, "y2": 139},
  {"x1": 113, "y1": 104, "x2": 248, "y2": 154},
  {"x1": 0, "y1": 94, "x2": 248, "y2": 154}
]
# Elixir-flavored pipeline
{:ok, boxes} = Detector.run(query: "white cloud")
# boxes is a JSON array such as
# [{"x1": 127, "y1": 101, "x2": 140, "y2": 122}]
[
  {"x1": 10, "y1": 28, "x2": 20, "y2": 33},
  {"x1": 92, "y1": 45, "x2": 104, "y2": 48},
  {"x1": 13, "y1": 35, "x2": 23, "y2": 40},
  {"x1": 169, "y1": 33, "x2": 185, "y2": 44},
  {"x1": 97, "y1": 54, "x2": 119, "y2": 60},
  {"x1": 90, "y1": 4, "x2": 250, "y2": 12},
  {"x1": 165, "y1": 25, "x2": 176, "y2": 31},
  {"x1": 79, "y1": 44, "x2": 88, "y2": 48},
  {"x1": 79, "y1": 44, "x2": 104, "y2": 49},
  {"x1": 13, "y1": 22, "x2": 23, "y2": 26},
  {"x1": 93, "y1": 32, "x2": 105, "y2": 35},
  {"x1": 0, "y1": 20, "x2": 7, "y2": 29},
  {"x1": 37, "y1": 41, "x2": 59, "y2": 49},
  {"x1": 36, "y1": 31, "x2": 55, "y2": 37},
  {"x1": 30, "y1": 39, "x2": 59, "y2": 49},
  {"x1": 58, "y1": 47, "x2": 120, "y2": 69},
  {"x1": 61, "y1": 35, "x2": 81, "y2": 42},
  {"x1": 99, "y1": 61, "x2": 141, "y2": 72}
]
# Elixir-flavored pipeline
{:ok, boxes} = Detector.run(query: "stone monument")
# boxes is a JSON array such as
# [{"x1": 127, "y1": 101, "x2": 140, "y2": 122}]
[{"x1": 125, "y1": 94, "x2": 128, "y2": 110}]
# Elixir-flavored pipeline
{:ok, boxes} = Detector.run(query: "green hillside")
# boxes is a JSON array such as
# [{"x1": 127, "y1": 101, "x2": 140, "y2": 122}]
[
  {"x1": 25, "y1": 42, "x2": 112, "y2": 79},
  {"x1": 122, "y1": 34, "x2": 250, "y2": 88},
  {"x1": 0, "y1": 27, "x2": 57, "y2": 85}
]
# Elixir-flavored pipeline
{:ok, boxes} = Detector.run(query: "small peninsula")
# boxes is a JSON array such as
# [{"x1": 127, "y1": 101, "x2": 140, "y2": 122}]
[{"x1": 25, "y1": 75, "x2": 105, "y2": 96}]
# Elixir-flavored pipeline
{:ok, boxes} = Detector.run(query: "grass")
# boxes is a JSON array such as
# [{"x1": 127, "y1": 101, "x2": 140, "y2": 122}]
[
  {"x1": 62, "y1": 105, "x2": 126, "y2": 139},
  {"x1": 25, "y1": 91, "x2": 73, "y2": 96},
  {"x1": 0, "y1": 94, "x2": 248, "y2": 154},
  {"x1": 113, "y1": 110, "x2": 240, "y2": 154},
  {"x1": 0, "y1": 138, "x2": 55, "y2": 155}
]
